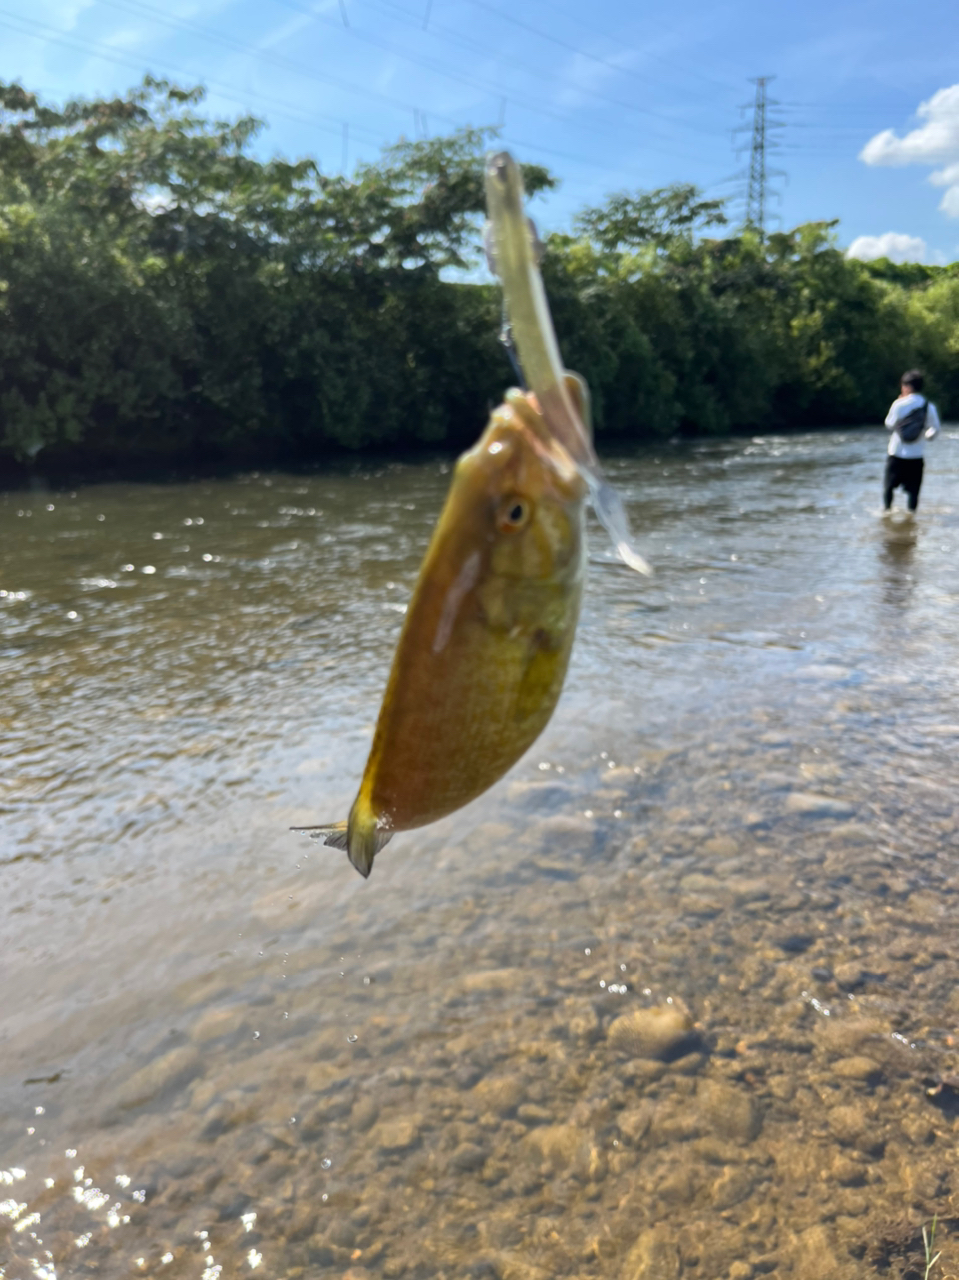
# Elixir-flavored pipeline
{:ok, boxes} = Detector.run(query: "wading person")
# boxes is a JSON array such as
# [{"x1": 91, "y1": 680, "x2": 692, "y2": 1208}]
[{"x1": 883, "y1": 369, "x2": 940, "y2": 513}]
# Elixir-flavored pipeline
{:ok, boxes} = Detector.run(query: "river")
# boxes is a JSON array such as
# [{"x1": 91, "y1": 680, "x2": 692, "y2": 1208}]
[{"x1": 1, "y1": 428, "x2": 958, "y2": 1279}]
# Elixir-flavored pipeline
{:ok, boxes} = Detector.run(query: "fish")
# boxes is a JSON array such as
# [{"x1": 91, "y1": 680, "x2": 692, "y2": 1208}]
[
  {"x1": 483, "y1": 150, "x2": 650, "y2": 576},
  {"x1": 293, "y1": 376, "x2": 590, "y2": 878},
  {"x1": 294, "y1": 148, "x2": 650, "y2": 878}
]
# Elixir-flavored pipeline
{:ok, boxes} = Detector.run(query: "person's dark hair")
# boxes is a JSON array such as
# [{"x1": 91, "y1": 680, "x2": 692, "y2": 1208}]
[{"x1": 901, "y1": 368, "x2": 924, "y2": 392}]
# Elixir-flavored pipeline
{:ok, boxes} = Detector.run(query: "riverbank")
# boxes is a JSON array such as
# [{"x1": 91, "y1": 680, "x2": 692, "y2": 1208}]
[
  {"x1": 5, "y1": 83, "x2": 959, "y2": 482},
  {"x1": 2, "y1": 428, "x2": 957, "y2": 1277},
  {"x1": 0, "y1": 419, "x2": 909, "y2": 491}
]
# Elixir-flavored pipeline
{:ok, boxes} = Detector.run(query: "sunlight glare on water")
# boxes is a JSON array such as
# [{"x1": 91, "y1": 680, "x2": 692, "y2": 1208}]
[{"x1": 1, "y1": 429, "x2": 958, "y2": 1277}]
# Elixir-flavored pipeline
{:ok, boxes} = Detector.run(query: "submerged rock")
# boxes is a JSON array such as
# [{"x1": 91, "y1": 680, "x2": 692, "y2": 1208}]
[
  {"x1": 472, "y1": 1075, "x2": 525, "y2": 1116},
  {"x1": 372, "y1": 1118, "x2": 421, "y2": 1153},
  {"x1": 784, "y1": 791, "x2": 855, "y2": 818},
  {"x1": 115, "y1": 1046, "x2": 203, "y2": 1110},
  {"x1": 623, "y1": 1225, "x2": 681, "y2": 1280},
  {"x1": 833, "y1": 1055, "x2": 882, "y2": 1084},
  {"x1": 697, "y1": 1080, "x2": 762, "y2": 1143},
  {"x1": 607, "y1": 1004, "x2": 694, "y2": 1060}
]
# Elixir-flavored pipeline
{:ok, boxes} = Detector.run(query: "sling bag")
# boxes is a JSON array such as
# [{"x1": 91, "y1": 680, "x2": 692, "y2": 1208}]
[{"x1": 897, "y1": 399, "x2": 928, "y2": 443}]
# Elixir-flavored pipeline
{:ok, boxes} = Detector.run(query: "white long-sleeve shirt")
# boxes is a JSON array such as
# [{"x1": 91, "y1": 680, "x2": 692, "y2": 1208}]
[{"x1": 885, "y1": 392, "x2": 941, "y2": 459}]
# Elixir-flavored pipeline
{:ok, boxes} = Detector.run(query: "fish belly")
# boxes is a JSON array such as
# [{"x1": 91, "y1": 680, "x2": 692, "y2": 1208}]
[{"x1": 364, "y1": 582, "x2": 581, "y2": 832}]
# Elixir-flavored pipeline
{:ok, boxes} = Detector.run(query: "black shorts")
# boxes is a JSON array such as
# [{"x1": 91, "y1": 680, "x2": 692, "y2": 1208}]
[{"x1": 883, "y1": 455, "x2": 924, "y2": 508}]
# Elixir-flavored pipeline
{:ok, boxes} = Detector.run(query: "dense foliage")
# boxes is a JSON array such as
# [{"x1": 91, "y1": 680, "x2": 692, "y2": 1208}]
[{"x1": 1, "y1": 78, "x2": 956, "y2": 475}]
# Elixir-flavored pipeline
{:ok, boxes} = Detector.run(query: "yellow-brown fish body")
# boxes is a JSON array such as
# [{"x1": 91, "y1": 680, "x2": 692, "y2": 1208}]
[{"x1": 296, "y1": 382, "x2": 588, "y2": 877}]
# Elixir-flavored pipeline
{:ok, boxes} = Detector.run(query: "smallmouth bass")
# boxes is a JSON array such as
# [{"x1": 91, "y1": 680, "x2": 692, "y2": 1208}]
[
  {"x1": 294, "y1": 378, "x2": 589, "y2": 878},
  {"x1": 295, "y1": 149, "x2": 650, "y2": 878}
]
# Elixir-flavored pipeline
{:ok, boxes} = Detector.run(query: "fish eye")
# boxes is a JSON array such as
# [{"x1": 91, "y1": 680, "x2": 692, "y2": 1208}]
[{"x1": 497, "y1": 495, "x2": 532, "y2": 532}]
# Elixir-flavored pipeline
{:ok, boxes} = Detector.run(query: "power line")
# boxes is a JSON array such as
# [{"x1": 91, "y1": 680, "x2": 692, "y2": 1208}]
[
  {"x1": 262, "y1": 0, "x2": 729, "y2": 151},
  {"x1": 0, "y1": 4, "x2": 694, "y2": 186},
  {"x1": 534, "y1": 0, "x2": 742, "y2": 95},
  {"x1": 354, "y1": 0, "x2": 730, "y2": 143},
  {"x1": 0, "y1": 5, "x2": 369, "y2": 147},
  {"x1": 444, "y1": 0, "x2": 730, "y2": 137},
  {"x1": 77, "y1": 0, "x2": 725, "y2": 167}
]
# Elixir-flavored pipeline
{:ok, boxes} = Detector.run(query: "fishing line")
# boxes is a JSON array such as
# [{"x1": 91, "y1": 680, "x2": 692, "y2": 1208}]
[{"x1": 498, "y1": 305, "x2": 527, "y2": 390}]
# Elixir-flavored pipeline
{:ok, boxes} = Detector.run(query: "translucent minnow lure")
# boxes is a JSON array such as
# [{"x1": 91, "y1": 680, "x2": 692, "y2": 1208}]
[{"x1": 483, "y1": 150, "x2": 650, "y2": 575}]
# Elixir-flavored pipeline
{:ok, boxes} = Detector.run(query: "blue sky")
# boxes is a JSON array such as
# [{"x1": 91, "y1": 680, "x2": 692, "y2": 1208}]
[{"x1": 3, "y1": 0, "x2": 959, "y2": 263}]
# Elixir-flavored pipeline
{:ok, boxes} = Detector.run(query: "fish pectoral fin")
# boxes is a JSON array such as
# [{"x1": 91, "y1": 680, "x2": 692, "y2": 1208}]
[
  {"x1": 514, "y1": 629, "x2": 562, "y2": 722},
  {"x1": 291, "y1": 821, "x2": 350, "y2": 851}
]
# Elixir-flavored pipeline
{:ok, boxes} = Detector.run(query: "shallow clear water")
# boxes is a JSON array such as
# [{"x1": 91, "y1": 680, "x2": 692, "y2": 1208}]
[{"x1": 2, "y1": 428, "x2": 958, "y2": 1280}]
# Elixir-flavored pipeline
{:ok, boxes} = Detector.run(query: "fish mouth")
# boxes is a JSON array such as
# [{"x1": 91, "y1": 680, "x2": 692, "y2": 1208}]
[{"x1": 482, "y1": 394, "x2": 582, "y2": 496}]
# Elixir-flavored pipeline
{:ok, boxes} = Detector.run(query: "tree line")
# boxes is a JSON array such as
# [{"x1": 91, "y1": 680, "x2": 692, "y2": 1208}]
[{"x1": 1, "y1": 78, "x2": 956, "y2": 478}]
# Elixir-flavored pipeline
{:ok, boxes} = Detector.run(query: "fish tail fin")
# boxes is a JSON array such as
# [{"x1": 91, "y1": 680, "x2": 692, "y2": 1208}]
[
  {"x1": 345, "y1": 797, "x2": 392, "y2": 879},
  {"x1": 290, "y1": 802, "x2": 392, "y2": 879}
]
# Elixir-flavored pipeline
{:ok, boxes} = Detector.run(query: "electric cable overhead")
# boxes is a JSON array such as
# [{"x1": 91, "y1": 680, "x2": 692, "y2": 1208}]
[
  {"x1": 250, "y1": 0, "x2": 731, "y2": 151},
  {"x1": 77, "y1": 0, "x2": 724, "y2": 164},
  {"x1": 0, "y1": 5, "x2": 370, "y2": 146},
  {"x1": 454, "y1": 0, "x2": 737, "y2": 130},
  {"x1": 534, "y1": 0, "x2": 742, "y2": 95},
  {"x1": 340, "y1": 0, "x2": 732, "y2": 141},
  {"x1": 0, "y1": 4, "x2": 680, "y2": 184}
]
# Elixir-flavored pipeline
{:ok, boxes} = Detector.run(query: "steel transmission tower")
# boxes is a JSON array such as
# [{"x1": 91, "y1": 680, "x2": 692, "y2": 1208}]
[{"x1": 735, "y1": 77, "x2": 785, "y2": 236}]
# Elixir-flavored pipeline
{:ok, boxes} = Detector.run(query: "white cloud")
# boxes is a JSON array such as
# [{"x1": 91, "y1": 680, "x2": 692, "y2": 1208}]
[
  {"x1": 860, "y1": 84, "x2": 959, "y2": 217},
  {"x1": 846, "y1": 232, "x2": 927, "y2": 263}
]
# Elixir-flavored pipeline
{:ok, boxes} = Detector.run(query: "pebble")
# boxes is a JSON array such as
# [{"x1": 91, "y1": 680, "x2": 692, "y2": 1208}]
[
  {"x1": 350, "y1": 1096, "x2": 380, "y2": 1132},
  {"x1": 524, "y1": 1124, "x2": 598, "y2": 1178},
  {"x1": 767, "y1": 1074, "x2": 796, "y2": 1101},
  {"x1": 190, "y1": 1006, "x2": 248, "y2": 1043},
  {"x1": 727, "y1": 1263, "x2": 753, "y2": 1280},
  {"x1": 697, "y1": 1080, "x2": 761, "y2": 1143},
  {"x1": 830, "y1": 822, "x2": 872, "y2": 844},
  {"x1": 472, "y1": 1076, "x2": 525, "y2": 1116},
  {"x1": 710, "y1": 1164, "x2": 757, "y2": 1209},
  {"x1": 679, "y1": 872, "x2": 718, "y2": 894},
  {"x1": 115, "y1": 1045, "x2": 203, "y2": 1110},
  {"x1": 607, "y1": 1004, "x2": 694, "y2": 1060},
  {"x1": 830, "y1": 1155, "x2": 865, "y2": 1187},
  {"x1": 287, "y1": 1201, "x2": 317, "y2": 1241},
  {"x1": 787, "y1": 1224, "x2": 847, "y2": 1280},
  {"x1": 784, "y1": 791, "x2": 855, "y2": 818},
  {"x1": 832, "y1": 1055, "x2": 882, "y2": 1083},
  {"x1": 372, "y1": 1118, "x2": 421, "y2": 1153},
  {"x1": 526, "y1": 814, "x2": 596, "y2": 853},
  {"x1": 617, "y1": 1105, "x2": 653, "y2": 1145},
  {"x1": 516, "y1": 1104, "x2": 551, "y2": 1125},
  {"x1": 623, "y1": 1225, "x2": 681, "y2": 1280},
  {"x1": 900, "y1": 1114, "x2": 935, "y2": 1146},
  {"x1": 832, "y1": 962, "x2": 868, "y2": 989},
  {"x1": 701, "y1": 836, "x2": 739, "y2": 857},
  {"x1": 448, "y1": 1141, "x2": 487, "y2": 1172},
  {"x1": 460, "y1": 969, "x2": 524, "y2": 995},
  {"x1": 567, "y1": 1005, "x2": 600, "y2": 1043},
  {"x1": 828, "y1": 1104, "x2": 883, "y2": 1155},
  {"x1": 817, "y1": 1017, "x2": 885, "y2": 1057},
  {"x1": 505, "y1": 780, "x2": 570, "y2": 809}
]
